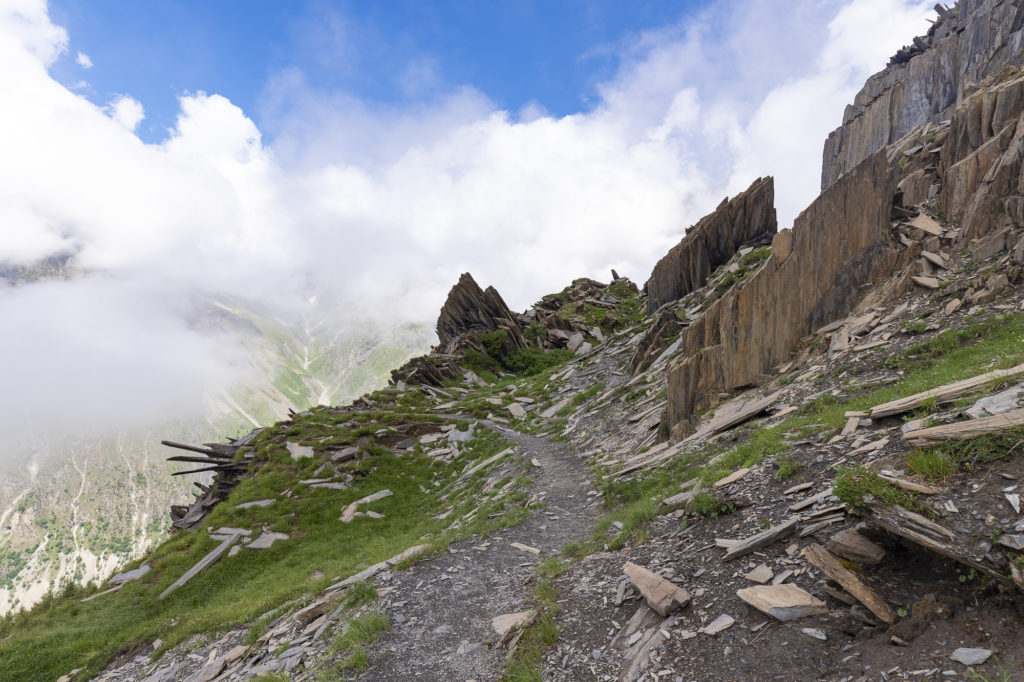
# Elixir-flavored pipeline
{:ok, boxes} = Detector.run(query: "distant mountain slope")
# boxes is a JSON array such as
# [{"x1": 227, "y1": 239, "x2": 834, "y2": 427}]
[{"x1": 0, "y1": 286, "x2": 432, "y2": 615}]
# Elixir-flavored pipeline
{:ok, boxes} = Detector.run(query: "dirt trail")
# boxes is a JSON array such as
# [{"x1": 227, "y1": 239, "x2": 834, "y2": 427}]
[{"x1": 364, "y1": 427, "x2": 597, "y2": 681}]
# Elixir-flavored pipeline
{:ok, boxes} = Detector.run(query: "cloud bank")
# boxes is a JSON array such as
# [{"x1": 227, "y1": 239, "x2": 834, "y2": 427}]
[{"x1": 0, "y1": 0, "x2": 932, "y2": 455}]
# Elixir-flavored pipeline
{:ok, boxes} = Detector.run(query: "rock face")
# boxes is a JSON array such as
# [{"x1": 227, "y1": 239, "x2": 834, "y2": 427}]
[
  {"x1": 821, "y1": 0, "x2": 1024, "y2": 190},
  {"x1": 940, "y1": 68, "x2": 1024, "y2": 238},
  {"x1": 644, "y1": 177, "x2": 777, "y2": 314},
  {"x1": 666, "y1": 151, "x2": 900, "y2": 435},
  {"x1": 435, "y1": 273, "x2": 527, "y2": 355}
]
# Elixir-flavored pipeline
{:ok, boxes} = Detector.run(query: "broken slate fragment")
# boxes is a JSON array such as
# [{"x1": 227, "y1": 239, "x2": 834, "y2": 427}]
[
  {"x1": 743, "y1": 564, "x2": 774, "y2": 584},
  {"x1": 622, "y1": 561, "x2": 691, "y2": 616},
  {"x1": 713, "y1": 467, "x2": 750, "y2": 489},
  {"x1": 997, "y1": 534, "x2": 1024, "y2": 550},
  {"x1": 492, "y1": 610, "x2": 537, "y2": 639},
  {"x1": 703, "y1": 614, "x2": 734, "y2": 635},
  {"x1": 507, "y1": 403, "x2": 527, "y2": 419},
  {"x1": 801, "y1": 628, "x2": 827, "y2": 641},
  {"x1": 235, "y1": 499, "x2": 275, "y2": 509},
  {"x1": 287, "y1": 442, "x2": 314, "y2": 460},
  {"x1": 950, "y1": 648, "x2": 992, "y2": 666},
  {"x1": 736, "y1": 584, "x2": 828, "y2": 622},
  {"x1": 108, "y1": 564, "x2": 151, "y2": 585},
  {"x1": 248, "y1": 531, "x2": 289, "y2": 549}
]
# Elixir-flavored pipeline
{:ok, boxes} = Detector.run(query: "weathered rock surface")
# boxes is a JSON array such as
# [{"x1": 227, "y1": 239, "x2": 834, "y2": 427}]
[
  {"x1": 822, "y1": 0, "x2": 1024, "y2": 189},
  {"x1": 666, "y1": 151, "x2": 901, "y2": 435},
  {"x1": 435, "y1": 272, "x2": 527, "y2": 355},
  {"x1": 644, "y1": 177, "x2": 777, "y2": 314}
]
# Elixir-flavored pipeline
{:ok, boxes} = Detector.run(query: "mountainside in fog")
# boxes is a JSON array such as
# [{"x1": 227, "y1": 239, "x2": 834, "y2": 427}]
[{"x1": 0, "y1": 279, "x2": 431, "y2": 614}]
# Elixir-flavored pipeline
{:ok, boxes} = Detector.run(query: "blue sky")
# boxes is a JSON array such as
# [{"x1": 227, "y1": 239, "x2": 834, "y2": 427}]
[{"x1": 47, "y1": 0, "x2": 709, "y2": 143}]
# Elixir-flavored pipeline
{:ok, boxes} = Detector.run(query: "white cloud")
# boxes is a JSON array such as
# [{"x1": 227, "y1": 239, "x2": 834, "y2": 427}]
[
  {"x1": 75, "y1": 50, "x2": 92, "y2": 68},
  {"x1": 0, "y1": 0, "x2": 934, "y2": 454},
  {"x1": 107, "y1": 94, "x2": 144, "y2": 131}
]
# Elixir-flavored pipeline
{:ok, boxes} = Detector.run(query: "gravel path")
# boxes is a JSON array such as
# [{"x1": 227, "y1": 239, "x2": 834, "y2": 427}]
[{"x1": 364, "y1": 427, "x2": 597, "y2": 681}]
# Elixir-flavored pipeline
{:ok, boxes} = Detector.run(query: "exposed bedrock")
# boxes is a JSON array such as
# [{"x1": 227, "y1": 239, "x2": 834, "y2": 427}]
[
  {"x1": 821, "y1": 0, "x2": 1024, "y2": 190},
  {"x1": 435, "y1": 272, "x2": 527, "y2": 355},
  {"x1": 644, "y1": 177, "x2": 777, "y2": 315},
  {"x1": 666, "y1": 151, "x2": 901, "y2": 437}
]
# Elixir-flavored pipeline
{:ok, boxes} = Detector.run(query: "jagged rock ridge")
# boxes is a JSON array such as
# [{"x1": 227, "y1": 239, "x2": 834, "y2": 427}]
[
  {"x1": 644, "y1": 177, "x2": 776, "y2": 315},
  {"x1": 821, "y1": 0, "x2": 1024, "y2": 190}
]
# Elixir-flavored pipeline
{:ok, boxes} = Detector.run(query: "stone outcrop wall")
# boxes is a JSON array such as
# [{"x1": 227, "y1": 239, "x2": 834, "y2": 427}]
[
  {"x1": 821, "y1": 0, "x2": 1024, "y2": 190},
  {"x1": 644, "y1": 177, "x2": 777, "y2": 314},
  {"x1": 940, "y1": 68, "x2": 1024, "y2": 237},
  {"x1": 666, "y1": 151, "x2": 900, "y2": 436}
]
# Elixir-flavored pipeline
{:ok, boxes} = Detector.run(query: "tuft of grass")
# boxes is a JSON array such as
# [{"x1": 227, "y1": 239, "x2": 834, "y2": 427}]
[
  {"x1": 773, "y1": 452, "x2": 802, "y2": 481},
  {"x1": 906, "y1": 449, "x2": 957, "y2": 481},
  {"x1": 329, "y1": 610, "x2": 389, "y2": 658},
  {"x1": 909, "y1": 431, "x2": 1024, "y2": 480},
  {"x1": 834, "y1": 467, "x2": 929, "y2": 515}
]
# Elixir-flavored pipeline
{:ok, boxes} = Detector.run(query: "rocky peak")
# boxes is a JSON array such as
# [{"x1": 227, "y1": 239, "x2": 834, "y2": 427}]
[
  {"x1": 644, "y1": 176, "x2": 776, "y2": 314},
  {"x1": 435, "y1": 273, "x2": 527, "y2": 355},
  {"x1": 821, "y1": 0, "x2": 1024, "y2": 190}
]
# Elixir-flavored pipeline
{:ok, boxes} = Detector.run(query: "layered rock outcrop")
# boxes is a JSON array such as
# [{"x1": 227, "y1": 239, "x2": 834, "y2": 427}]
[
  {"x1": 435, "y1": 273, "x2": 527, "y2": 355},
  {"x1": 666, "y1": 151, "x2": 901, "y2": 435},
  {"x1": 940, "y1": 67, "x2": 1024, "y2": 238},
  {"x1": 644, "y1": 177, "x2": 777, "y2": 314},
  {"x1": 822, "y1": 0, "x2": 1024, "y2": 189}
]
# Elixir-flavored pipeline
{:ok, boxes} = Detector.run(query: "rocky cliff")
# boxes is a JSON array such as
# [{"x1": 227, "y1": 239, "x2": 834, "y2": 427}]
[
  {"x1": 665, "y1": 151, "x2": 901, "y2": 435},
  {"x1": 821, "y1": 0, "x2": 1024, "y2": 190},
  {"x1": 644, "y1": 177, "x2": 776, "y2": 314}
]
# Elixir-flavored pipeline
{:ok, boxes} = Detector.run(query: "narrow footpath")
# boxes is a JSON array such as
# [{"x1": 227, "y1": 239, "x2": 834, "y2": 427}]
[{"x1": 364, "y1": 428, "x2": 597, "y2": 681}]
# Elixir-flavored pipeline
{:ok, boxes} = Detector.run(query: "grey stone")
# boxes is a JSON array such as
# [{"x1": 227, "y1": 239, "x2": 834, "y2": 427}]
[{"x1": 950, "y1": 648, "x2": 992, "y2": 666}]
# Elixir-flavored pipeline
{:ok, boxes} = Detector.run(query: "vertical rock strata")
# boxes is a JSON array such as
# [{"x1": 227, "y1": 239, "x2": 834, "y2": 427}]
[
  {"x1": 644, "y1": 177, "x2": 777, "y2": 314},
  {"x1": 821, "y1": 0, "x2": 1024, "y2": 190},
  {"x1": 666, "y1": 151, "x2": 899, "y2": 436},
  {"x1": 435, "y1": 273, "x2": 527, "y2": 354}
]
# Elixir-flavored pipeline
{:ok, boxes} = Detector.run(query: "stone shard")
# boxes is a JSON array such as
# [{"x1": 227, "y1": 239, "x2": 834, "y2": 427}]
[
  {"x1": 507, "y1": 402, "x2": 527, "y2": 419},
  {"x1": 703, "y1": 614, "x2": 735, "y2": 635},
  {"x1": 827, "y1": 528, "x2": 885, "y2": 566},
  {"x1": 722, "y1": 518, "x2": 799, "y2": 561},
  {"x1": 622, "y1": 561, "x2": 692, "y2": 616},
  {"x1": 491, "y1": 610, "x2": 537, "y2": 642},
  {"x1": 950, "y1": 648, "x2": 992, "y2": 666},
  {"x1": 736, "y1": 584, "x2": 828, "y2": 622},
  {"x1": 802, "y1": 544, "x2": 896, "y2": 624},
  {"x1": 744, "y1": 564, "x2": 775, "y2": 584},
  {"x1": 645, "y1": 177, "x2": 777, "y2": 314}
]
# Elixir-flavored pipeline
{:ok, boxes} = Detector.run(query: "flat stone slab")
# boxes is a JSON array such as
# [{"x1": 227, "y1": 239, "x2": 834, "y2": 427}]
[
  {"x1": 950, "y1": 648, "x2": 992, "y2": 665},
  {"x1": 623, "y1": 561, "x2": 691, "y2": 616},
  {"x1": 713, "y1": 467, "x2": 750, "y2": 489},
  {"x1": 743, "y1": 564, "x2": 774, "y2": 584},
  {"x1": 736, "y1": 584, "x2": 828, "y2": 622},
  {"x1": 108, "y1": 564, "x2": 151, "y2": 585},
  {"x1": 703, "y1": 614, "x2": 734, "y2": 635},
  {"x1": 248, "y1": 531, "x2": 290, "y2": 549},
  {"x1": 287, "y1": 442, "x2": 314, "y2": 460},
  {"x1": 492, "y1": 610, "x2": 537, "y2": 638},
  {"x1": 236, "y1": 499, "x2": 275, "y2": 509}
]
